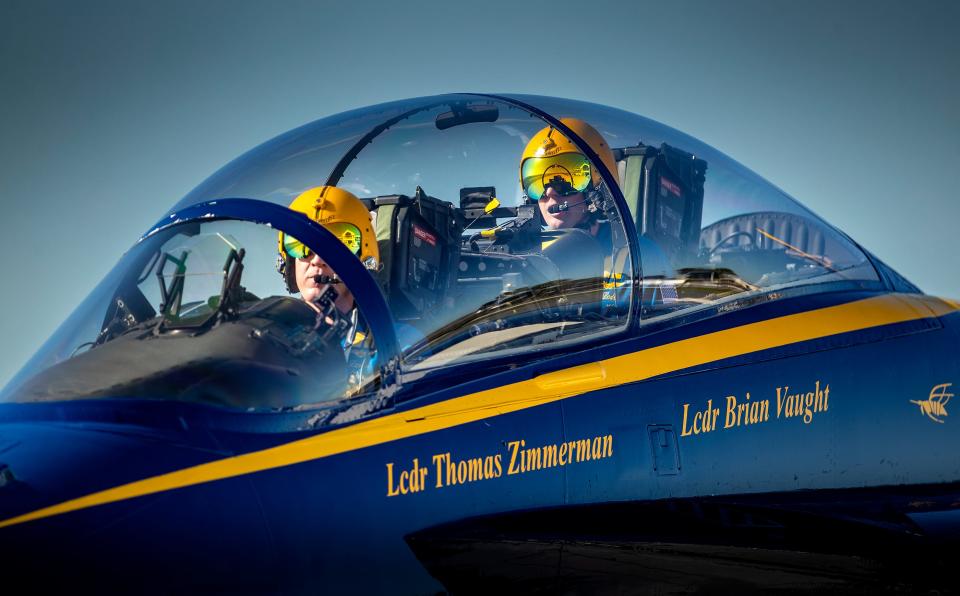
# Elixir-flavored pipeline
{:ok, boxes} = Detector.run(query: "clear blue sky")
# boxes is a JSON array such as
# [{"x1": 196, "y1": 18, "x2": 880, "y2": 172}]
[{"x1": 1, "y1": 0, "x2": 957, "y2": 387}]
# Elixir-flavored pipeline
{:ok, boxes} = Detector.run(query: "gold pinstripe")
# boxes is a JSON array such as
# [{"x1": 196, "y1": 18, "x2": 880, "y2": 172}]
[{"x1": 0, "y1": 293, "x2": 955, "y2": 530}]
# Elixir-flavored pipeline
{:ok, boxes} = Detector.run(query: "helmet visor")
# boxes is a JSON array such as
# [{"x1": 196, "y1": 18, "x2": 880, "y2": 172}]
[
  {"x1": 281, "y1": 233, "x2": 311, "y2": 259},
  {"x1": 521, "y1": 152, "x2": 592, "y2": 200},
  {"x1": 282, "y1": 222, "x2": 363, "y2": 260}
]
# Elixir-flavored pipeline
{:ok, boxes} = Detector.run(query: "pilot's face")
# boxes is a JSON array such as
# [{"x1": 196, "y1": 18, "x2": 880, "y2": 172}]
[
  {"x1": 295, "y1": 252, "x2": 354, "y2": 313},
  {"x1": 538, "y1": 186, "x2": 587, "y2": 230}
]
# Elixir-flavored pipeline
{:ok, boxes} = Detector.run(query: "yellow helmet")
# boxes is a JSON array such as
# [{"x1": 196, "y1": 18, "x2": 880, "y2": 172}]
[
  {"x1": 519, "y1": 118, "x2": 619, "y2": 201},
  {"x1": 278, "y1": 186, "x2": 379, "y2": 270}
]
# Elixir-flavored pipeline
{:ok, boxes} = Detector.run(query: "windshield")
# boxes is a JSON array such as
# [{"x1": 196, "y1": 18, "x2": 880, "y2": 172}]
[{"x1": 1, "y1": 218, "x2": 385, "y2": 410}]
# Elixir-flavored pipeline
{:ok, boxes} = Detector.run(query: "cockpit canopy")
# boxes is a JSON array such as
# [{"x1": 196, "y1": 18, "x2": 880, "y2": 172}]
[{"x1": 1, "y1": 94, "x2": 882, "y2": 413}]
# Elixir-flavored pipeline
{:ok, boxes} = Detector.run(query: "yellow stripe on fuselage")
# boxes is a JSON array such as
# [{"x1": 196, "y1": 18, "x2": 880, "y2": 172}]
[{"x1": 0, "y1": 293, "x2": 955, "y2": 530}]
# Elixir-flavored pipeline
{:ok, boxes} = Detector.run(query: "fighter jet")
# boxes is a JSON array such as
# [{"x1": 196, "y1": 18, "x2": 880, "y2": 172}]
[{"x1": 0, "y1": 94, "x2": 957, "y2": 594}]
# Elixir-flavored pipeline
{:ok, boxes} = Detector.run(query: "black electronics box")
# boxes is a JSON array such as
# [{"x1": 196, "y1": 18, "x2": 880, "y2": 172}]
[
  {"x1": 620, "y1": 143, "x2": 707, "y2": 262},
  {"x1": 367, "y1": 187, "x2": 462, "y2": 320}
]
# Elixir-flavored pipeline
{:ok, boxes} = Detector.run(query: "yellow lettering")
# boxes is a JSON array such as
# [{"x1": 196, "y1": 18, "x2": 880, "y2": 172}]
[
  {"x1": 446, "y1": 453, "x2": 458, "y2": 485},
  {"x1": 803, "y1": 392, "x2": 815, "y2": 424},
  {"x1": 776, "y1": 386, "x2": 787, "y2": 418},
  {"x1": 403, "y1": 458, "x2": 425, "y2": 493},
  {"x1": 432, "y1": 453, "x2": 447, "y2": 488},
  {"x1": 559, "y1": 442, "x2": 568, "y2": 465},
  {"x1": 724, "y1": 395, "x2": 737, "y2": 428},
  {"x1": 418, "y1": 463, "x2": 428, "y2": 491},
  {"x1": 575, "y1": 439, "x2": 591, "y2": 462},
  {"x1": 467, "y1": 457, "x2": 483, "y2": 481},
  {"x1": 525, "y1": 446, "x2": 542, "y2": 471},
  {"x1": 681, "y1": 403, "x2": 694, "y2": 437},
  {"x1": 542, "y1": 444, "x2": 558, "y2": 468},
  {"x1": 507, "y1": 440, "x2": 521, "y2": 475},
  {"x1": 493, "y1": 453, "x2": 503, "y2": 477},
  {"x1": 386, "y1": 463, "x2": 400, "y2": 497}
]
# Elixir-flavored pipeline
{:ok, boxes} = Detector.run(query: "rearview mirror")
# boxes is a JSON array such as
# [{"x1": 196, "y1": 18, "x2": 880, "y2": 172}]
[{"x1": 435, "y1": 103, "x2": 499, "y2": 130}]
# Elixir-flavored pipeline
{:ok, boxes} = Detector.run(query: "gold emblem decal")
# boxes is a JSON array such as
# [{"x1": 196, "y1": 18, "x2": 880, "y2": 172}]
[{"x1": 910, "y1": 383, "x2": 952, "y2": 423}]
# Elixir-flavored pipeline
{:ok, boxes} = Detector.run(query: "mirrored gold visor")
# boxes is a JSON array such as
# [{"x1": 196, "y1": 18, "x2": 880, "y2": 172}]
[
  {"x1": 282, "y1": 222, "x2": 362, "y2": 259},
  {"x1": 521, "y1": 152, "x2": 592, "y2": 200}
]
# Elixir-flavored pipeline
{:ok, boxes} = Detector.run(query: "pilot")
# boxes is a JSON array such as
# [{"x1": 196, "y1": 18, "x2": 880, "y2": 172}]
[
  {"x1": 520, "y1": 120, "x2": 678, "y2": 311},
  {"x1": 519, "y1": 119, "x2": 629, "y2": 312},
  {"x1": 278, "y1": 186, "x2": 379, "y2": 314},
  {"x1": 277, "y1": 186, "x2": 380, "y2": 390},
  {"x1": 519, "y1": 118, "x2": 620, "y2": 237}
]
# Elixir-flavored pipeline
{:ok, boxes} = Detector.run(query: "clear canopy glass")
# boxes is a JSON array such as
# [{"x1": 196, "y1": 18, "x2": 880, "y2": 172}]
[{"x1": 2, "y1": 94, "x2": 881, "y2": 412}]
